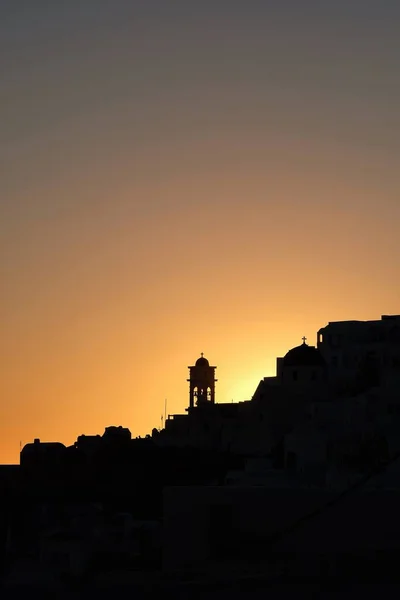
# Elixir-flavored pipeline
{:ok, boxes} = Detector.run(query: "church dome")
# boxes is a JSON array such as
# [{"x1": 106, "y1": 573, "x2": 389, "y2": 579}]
[
  {"x1": 283, "y1": 342, "x2": 325, "y2": 367},
  {"x1": 195, "y1": 354, "x2": 209, "y2": 367}
]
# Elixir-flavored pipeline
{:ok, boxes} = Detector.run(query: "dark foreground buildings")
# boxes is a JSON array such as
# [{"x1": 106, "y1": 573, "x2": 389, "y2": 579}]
[{"x1": 1, "y1": 314, "x2": 400, "y2": 593}]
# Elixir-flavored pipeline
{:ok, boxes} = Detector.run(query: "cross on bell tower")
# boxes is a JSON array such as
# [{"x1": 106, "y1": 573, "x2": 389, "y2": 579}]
[{"x1": 187, "y1": 353, "x2": 217, "y2": 409}]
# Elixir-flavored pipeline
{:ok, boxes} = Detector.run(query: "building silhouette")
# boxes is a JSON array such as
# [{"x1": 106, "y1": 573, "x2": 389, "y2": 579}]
[
  {"x1": 14, "y1": 313, "x2": 400, "y2": 488},
  {"x1": 2, "y1": 313, "x2": 400, "y2": 588},
  {"x1": 187, "y1": 353, "x2": 217, "y2": 408}
]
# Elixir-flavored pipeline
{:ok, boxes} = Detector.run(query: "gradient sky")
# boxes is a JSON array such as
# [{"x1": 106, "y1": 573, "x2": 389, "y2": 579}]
[{"x1": 1, "y1": 1, "x2": 399, "y2": 463}]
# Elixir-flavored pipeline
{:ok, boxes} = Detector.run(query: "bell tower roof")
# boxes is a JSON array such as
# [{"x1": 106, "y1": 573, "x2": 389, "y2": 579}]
[{"x1": 195, "y1": 352, "x2": 209, "y2": 367}]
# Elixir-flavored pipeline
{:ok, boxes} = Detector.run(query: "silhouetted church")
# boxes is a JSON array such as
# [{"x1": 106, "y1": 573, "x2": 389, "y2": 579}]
[
  {"x1": 187, "y1": 353, "x2": 217, "y2": 408},
  {"x1": 6, "y1": 314, "x2": 400, "y2": 587},
  {"x1": 18, "y1": 313, "x2": 400, "y2": 487},
  {"x1": 161, "y1": 338, "x2": 331, "y2": 454},
  {"x1": 158, "y1": 315, "x2": 400, "y2": 471}
]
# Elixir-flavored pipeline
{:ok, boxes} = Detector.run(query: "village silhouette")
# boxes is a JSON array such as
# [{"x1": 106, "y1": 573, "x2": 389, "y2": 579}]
[{"x1": 1, "y1": 313, "x2": 400, "y2": 595}]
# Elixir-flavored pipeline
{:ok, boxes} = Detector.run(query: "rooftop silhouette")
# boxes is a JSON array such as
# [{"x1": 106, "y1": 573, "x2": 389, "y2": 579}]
[{"x1": 1, "y1": 313, "x2": 400, "y2": 588}]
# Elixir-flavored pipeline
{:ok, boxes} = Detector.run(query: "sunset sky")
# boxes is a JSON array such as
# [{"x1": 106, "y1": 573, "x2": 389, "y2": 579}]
[{"x1": 1, "y1": 1, "x2": 399, "y2": 463}]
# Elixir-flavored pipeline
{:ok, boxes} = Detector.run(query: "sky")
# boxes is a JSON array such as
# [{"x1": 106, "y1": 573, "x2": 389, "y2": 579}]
[{"x1": 1, "y1": 0, "x2": 399, "y2": 463}]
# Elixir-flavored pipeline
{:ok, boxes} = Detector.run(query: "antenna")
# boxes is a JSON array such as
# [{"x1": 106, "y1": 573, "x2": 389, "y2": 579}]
[{"x1": 164, "y1": 398, "x2": 167, "y2": 425}]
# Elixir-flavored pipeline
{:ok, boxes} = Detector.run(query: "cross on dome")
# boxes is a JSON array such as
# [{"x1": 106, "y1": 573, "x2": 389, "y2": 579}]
[{"x1": 302, "y1": 336, "x2": 307, "y2": 344}]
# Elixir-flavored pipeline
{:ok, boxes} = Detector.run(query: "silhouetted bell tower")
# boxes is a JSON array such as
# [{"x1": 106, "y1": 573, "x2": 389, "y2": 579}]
[{"x1": 187, "y1": 353, "x2": 217, "y2": 409}]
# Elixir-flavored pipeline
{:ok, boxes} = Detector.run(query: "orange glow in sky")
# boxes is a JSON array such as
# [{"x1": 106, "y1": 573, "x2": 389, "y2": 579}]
[{"x1": 1, "y1": 2, "x2": 399, "y2": 463}]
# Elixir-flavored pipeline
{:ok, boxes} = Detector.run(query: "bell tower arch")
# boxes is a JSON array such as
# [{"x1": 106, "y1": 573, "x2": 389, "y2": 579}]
[{"x1": 187, "y1": 353, "x2": 217, "y2": 409}]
